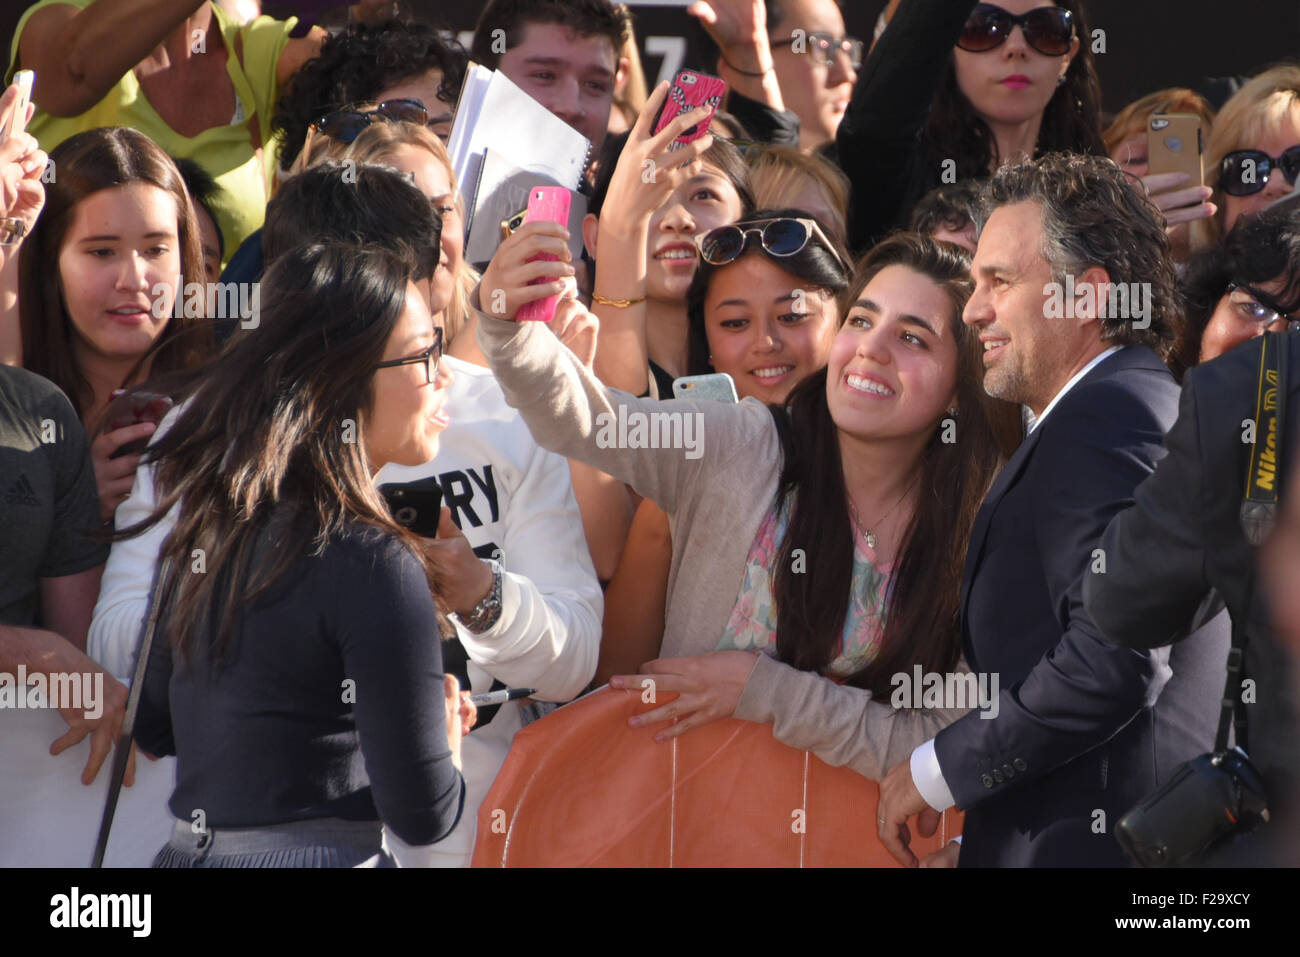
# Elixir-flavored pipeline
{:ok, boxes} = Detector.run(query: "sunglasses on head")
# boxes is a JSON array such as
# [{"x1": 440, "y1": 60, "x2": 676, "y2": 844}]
[
  {"x1": 697, "y1": 217, "x2": 845, "y2": 270},
  {"x1": 1220, "y1": 146, "x2": 1300, "y2": 197},
  {"x1": 311, "y1": 98, "x2": 436, "y2": 143},
  {"x1": 957, "y1": 3, "x2": 1075, "y2": 57}
]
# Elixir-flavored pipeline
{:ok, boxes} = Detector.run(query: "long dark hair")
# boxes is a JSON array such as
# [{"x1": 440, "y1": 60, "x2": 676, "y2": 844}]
[
  {"x1": 18, "y1": 127, "x2": 209, "y2": 420},
  {"x1": 685, "y1": 207, "x2": 850, "y2": 376},
  {"x1": 924, "y1": 0, "x2": 1106, "y2": 181},
  {"x1": 1177, "y1": 203, "x2": 1300, "y2": 371},
  {"x1": 770, "y1": 233, "x2": 1012, "y2": 696},
  {"x1": 119, "y1": 243, "x2": 442, "y2": 666}
]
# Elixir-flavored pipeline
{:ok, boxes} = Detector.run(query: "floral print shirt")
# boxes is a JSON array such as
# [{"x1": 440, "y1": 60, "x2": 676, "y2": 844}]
[{"x1": 716, "y1": 499, "x2": 892, "y2": 677}]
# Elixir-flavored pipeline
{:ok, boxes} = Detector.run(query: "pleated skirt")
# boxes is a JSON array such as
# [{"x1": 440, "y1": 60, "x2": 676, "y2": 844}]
[{"x1": 154, "y1": 817, "x2": 395, "y2": 868}]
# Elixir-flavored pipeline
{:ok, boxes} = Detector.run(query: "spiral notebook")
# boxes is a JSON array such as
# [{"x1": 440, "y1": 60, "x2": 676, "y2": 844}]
[{"x1": 447, "y1": 64, "x2": 592, "y2": 251}]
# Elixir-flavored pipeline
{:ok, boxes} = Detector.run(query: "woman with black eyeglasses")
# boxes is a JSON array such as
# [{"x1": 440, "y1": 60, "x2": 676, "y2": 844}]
[
  {"x1": 833, "y1": 0, "x2": 1105, "y2": 252},
  {"x1": 124, "y1": 242, "x2": 470, "y2": 867},
  {"x1": 1177, "y1": 203, "x2": 1300, "y2": 371}
]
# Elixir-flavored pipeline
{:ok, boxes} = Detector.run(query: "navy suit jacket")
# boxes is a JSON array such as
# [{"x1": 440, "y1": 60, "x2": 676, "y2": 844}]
[{"x1": 933, "y1": 346, "x2": 1229, "y2": 867}]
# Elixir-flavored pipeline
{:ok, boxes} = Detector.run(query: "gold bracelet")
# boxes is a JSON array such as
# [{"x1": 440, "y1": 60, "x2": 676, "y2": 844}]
[{"x1": 591, "y1": 293, "x2": 646, "y2": 308}]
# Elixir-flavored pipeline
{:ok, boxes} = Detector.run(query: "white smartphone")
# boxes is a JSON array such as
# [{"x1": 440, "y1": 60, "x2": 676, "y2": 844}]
[
  {"x1": 0, "y1": 70, "x2": 35, "y2": 143},
  {"x1": 672, "y1": 372, "x2": 738, "y2": 403}
]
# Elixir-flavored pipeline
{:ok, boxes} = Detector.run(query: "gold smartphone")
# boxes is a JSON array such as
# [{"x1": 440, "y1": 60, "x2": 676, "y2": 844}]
[
  {"x1": 1147, "y1": 113, "x2": 1204, "y2": 189},
  {"x1": 500, "y1": 205, "x2": 528, "y2": 240}
]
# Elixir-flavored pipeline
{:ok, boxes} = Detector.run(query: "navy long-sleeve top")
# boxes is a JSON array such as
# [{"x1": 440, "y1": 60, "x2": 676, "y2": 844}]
[{"x1": 136, "y1": 521, "x2": 464, "y2": 846}]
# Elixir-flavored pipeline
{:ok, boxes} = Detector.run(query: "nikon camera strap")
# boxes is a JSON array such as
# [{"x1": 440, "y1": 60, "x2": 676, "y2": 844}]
[{"x1": 1221, "y1": 332, "x2": 1290, "y2": 753}]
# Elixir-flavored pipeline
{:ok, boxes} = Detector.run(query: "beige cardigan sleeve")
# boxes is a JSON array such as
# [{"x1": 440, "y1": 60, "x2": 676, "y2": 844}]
[
  {"x1": 474, "y1": 302, "x2": 773, "y2": 515},
  {"x1": 734, "y1": 653, "x2": 975, "y2": 781}
]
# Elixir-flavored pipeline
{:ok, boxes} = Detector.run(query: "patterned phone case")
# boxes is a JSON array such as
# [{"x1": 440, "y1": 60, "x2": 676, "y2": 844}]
[
  {"x1": 517, "y1": 186, "x2": 573, "y2": 323},
  {"x1": 655, "y1": 71, "x2": 726, "y2": 152}
]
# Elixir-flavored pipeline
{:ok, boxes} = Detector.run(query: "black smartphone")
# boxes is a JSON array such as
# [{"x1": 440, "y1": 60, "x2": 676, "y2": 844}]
[
  {"x1": 379, "y1": 480, "x2": 444, "y2": 537},
  {"x1": 104, "y1": 389, "x2": 174, "y2": 459}
]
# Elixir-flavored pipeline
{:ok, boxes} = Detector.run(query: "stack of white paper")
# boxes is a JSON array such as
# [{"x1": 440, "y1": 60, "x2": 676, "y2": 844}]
[{"x1": 446, "y1": 64, "x2": 591, "y2": 250}]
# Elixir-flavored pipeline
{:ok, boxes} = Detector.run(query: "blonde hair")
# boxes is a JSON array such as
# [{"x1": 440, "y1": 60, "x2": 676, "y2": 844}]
[
  {"x1": 1103, "y1": 87, "x2": 1215, "y2": 157},
  {"x1": 747, "y1": 146, "x2": 852, "y2": 248},
  {"x1": 342, "y1": 121, "x2": 480, "y2": 343},
  {"x1": 1196, "y1": 64, "x2": 1300, "y2": 250}
]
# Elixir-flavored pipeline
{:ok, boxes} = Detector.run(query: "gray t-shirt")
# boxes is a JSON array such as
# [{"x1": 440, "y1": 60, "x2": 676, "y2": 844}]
[{"x1": 0, "y1": 365, "x2": 106, "y2": 626}]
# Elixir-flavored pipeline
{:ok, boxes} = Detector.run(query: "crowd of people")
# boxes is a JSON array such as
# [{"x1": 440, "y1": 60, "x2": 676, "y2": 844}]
[{"x1": 1, "y1": 0, "x2": 1298, "y2": 869}]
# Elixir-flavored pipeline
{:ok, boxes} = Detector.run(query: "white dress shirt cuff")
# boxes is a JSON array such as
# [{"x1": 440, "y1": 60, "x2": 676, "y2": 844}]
[{"x1": 910, "y1": 738, "x2": 956, "y2": 812}]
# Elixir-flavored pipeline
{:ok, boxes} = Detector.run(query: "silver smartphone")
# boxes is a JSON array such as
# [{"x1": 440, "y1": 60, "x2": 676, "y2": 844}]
[{"x1": 672, "y1": 372, "x2": 738, "y2": 403}]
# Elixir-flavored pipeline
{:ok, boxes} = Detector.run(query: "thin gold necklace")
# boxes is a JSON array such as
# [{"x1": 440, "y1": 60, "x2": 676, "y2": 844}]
[{"x1": 847, "y1": 475, "x2": 919, "y2": 551}]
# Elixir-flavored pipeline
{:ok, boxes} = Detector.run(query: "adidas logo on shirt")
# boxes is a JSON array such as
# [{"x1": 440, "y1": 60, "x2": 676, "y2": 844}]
[{"x1": 3, "y1": 474, "x2": 40, "y2": 507}]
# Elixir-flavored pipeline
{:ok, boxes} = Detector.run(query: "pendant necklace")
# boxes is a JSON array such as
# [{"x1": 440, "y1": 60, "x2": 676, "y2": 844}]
[{"x1": 848, "y1": 475, "x2": 920, "y2": 551}]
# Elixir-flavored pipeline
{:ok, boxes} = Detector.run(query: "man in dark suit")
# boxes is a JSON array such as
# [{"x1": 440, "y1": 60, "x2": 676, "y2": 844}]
[
  {"x1": 877, "y1": 152, "x2": 1229, "y2": 867},
  {"x1": 1083, "y1": 330, "x2": 1300, "y2": 865}
]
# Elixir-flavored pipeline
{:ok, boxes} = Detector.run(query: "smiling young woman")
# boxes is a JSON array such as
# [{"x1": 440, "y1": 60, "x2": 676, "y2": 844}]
[
  {"x1": 585, "y1": 84, "x2": 754, "y2": 398},
  {"x1": 478, "y1": 226, "x2": 1015, "y2": 778}
]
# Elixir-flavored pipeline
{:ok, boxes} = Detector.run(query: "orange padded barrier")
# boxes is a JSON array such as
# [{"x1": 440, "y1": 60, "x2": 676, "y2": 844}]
[{"x1": 473, "y1": 686, "x2": 963, "y2": 867}]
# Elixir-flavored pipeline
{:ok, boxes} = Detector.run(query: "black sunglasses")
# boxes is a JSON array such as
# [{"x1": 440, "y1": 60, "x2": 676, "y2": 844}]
[
  {"x1": 311, "y1": 98, "x2": 434, "y2": 144},
  {"x1": 375, "y1": 327, "x2": 444, "y2": 384},
  {"x1": 1220, "y1": 146, "x2": 1300, "y2": 197},
  {"x1": 697, "y1": 217, "x2": 846, "y2": 271},
  {"x1": 957, "y1": 3, "x2": 1075, "y2": 57}
]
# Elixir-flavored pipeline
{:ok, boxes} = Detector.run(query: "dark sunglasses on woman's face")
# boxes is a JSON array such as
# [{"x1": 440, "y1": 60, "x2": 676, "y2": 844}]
[
  {"x1": 1220, "y1": 146, "x2": 1300, "y2": 197},
  {"x1": 957, "y1": 3, "x2": 1075, "y2": 57},
  {"x1": 375, "y1": 327, "x2": 444, "y2": 384},
  {"x1": 311, "y1": 98, "x2": 434, "y2": 144}
]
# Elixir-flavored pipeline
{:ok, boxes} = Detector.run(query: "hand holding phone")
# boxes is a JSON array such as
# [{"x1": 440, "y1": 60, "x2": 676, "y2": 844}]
[
  {"x1": 104, "y1": 390, "x2": 174, "y2": 459},
  {"x1": 380, "y1": 480, "x2": 445, "y2": 537},
  {"x1": 653, "y1": 70, "x2": 725, "y2": 152},
  {"x1": 516, "y1": 186, "x2": 573, "y2": 323},
  {"x1": 0, "y1": 71, "x2": 34, "y2": 144},
  {"x1": 92, "y1": 389, "x2": 171, "y2": 521},
  {"x1": 1146, "y1": 113, "x2": 1204, "y2": 201},
  {"x1": 1141, "y1": 113, "x2": 1214, "y2": 248}
]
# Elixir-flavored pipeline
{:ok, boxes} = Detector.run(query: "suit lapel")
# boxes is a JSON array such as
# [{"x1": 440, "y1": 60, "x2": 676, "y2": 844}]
[
  {"x1": 958, "y1": 347, "x2": 1156, "y2": 643},
  {"x1": 959, "y1": 423, "x2": 1043, "y2": 630}
]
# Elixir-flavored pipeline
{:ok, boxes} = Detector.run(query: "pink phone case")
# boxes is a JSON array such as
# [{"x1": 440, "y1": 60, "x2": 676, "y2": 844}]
[
  {"x1": 654, "y1": 70, "x2": 726, "y2": 152},
  {"x1": 517, "y1": 186, "x2": 572, "y2": 323}
]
